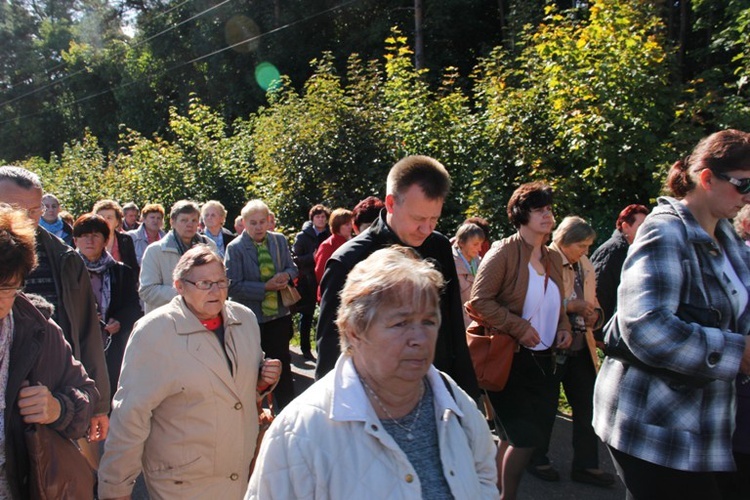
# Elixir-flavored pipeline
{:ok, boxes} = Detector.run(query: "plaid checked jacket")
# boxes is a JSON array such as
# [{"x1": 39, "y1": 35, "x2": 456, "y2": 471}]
[{"x1": 593, "y1": 196, "x2": 750, "y2": 471}]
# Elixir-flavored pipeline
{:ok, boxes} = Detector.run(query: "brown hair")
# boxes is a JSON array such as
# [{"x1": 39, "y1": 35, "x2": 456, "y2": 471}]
[
  {"x1": 507, "y1": 182, "x2": 554, "y2": 228},
  {"x1": 92, "y1": 199, "x2": 124, "y2": 222},
  {"x1": 308, "y1": 204, "x2": 331, "y2": 220},
  {"x1": 329, "y1": 208, "x2": 353, "y2": 234},
  {"x1": 386, "y1": 156, "x2": 451, "y2": 202},
  {"x1": 666, "y1": 129, "x2": 750, "y2": 198},
  {"x1": 352, "y1": 196, "x2": 384, "y2": 230},
  {"x1": 73, "y1": 213, "x2": 111, "y2": 240},
  {"x1": 141, "y1": 203, "x2": 165, "y2": 218},
  {"x1": 0, "y1": 204, "x2": 38, "y2": 284}
]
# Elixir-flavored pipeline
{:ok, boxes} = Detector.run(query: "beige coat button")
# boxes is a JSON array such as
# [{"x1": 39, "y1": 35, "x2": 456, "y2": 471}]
[
  {"x1": 234, "y1": 402, "x2": 243, "y2": 410},
  {"x1": 230, "y1": 473, "x2": 239, "y2": 480},
  {"x1": 405, "y1": 474, "x2": 414, "y2": 483}
]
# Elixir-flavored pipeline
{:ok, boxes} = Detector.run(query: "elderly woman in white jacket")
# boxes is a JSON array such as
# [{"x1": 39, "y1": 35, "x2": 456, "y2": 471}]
[{"x1": 246, "y1": 246, "x2": 498, "y2": 499}]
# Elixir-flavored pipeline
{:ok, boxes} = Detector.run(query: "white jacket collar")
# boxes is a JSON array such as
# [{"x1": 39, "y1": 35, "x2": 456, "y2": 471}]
[{"x1": 329, "y1": 356, "x2": 464, "y2": 423}]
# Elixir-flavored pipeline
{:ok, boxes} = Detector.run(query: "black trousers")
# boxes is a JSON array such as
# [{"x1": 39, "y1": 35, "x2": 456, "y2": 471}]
[
  {"x1": 260, "y1": 315, "x2": 295, "y2": 409},
  {"x1": 531, "y1": 350, "x2": 599, "y2": 470},
  {"x1": 609, "y1": 446, "x2": 722, "y2": 500}
]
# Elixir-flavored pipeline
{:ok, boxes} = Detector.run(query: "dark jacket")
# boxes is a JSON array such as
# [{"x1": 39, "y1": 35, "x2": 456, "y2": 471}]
[
  {"x1": 4, "y1": 295, "x2": 98, "y2": 499},
  {"x1": 292, "y1": 221, "x2": 330, "y2": 311},
  {"x1": 315, "y1": 211, "x2": 479, "y2": 396},
  {"x1": 37, "y1": 227, "x2": 110, "y2": 414},
  {"x1": 115, "y1": 231, "x2": 139, "y2": 277},
  {"x1": 590, "y1": 230, "x2": 629, "y2": 338},
  {"x1": 101, "y1": 262, "x2": 142, "y2": 398}
]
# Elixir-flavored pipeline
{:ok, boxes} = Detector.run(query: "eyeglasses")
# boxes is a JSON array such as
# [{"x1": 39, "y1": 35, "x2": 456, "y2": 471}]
[
  {"x1": 530, "y1": 206, "x2": 554, "y2": 216},
  {"x1": 0, "y1": 286, "x2": 24, "y2": 298},
  {"x1": 182, "y1": 278, "x2": 231, "y2": 290},
  {"x1": 712, "y1": 171, "x2": 750, "y2": 195}
]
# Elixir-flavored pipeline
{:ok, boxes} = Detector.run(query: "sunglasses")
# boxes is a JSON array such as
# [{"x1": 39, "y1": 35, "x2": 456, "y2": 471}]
[{"x1": 712, "y1": 171, "x2": 750, "y2": 195}]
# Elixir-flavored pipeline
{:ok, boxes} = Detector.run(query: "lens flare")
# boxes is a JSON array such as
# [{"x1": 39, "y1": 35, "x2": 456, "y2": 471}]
[
  {"x1": 255, "y1": 62, "x2": 281, "y2": 91},
  {"x1": 225, "y1": 15, "x2": 260, "y2": 53}
]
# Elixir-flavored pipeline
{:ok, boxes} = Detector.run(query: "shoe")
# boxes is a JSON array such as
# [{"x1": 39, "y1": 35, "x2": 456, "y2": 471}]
[
  {"x1": 302, "y1": 350, "x2": 315, "y2": 361},
  {"x1": 527, "y1": 465, "x2": 560, "y2": 482},
  {"x1": 571, "y1": 469, "x2": 615, "y2": 487}
]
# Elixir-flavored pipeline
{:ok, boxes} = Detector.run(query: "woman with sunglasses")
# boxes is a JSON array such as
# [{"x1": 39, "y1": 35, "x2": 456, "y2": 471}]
[
  {"x1": 593, "y1": 129, "x2": 750, "y2": 499},
  {"x1": 468, "y1": 182, "x2": 571, "y2": 499}
]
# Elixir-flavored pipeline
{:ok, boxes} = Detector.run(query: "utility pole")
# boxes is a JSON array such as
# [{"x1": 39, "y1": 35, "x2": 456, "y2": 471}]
[{"x1": 414, "y1": 0, "x2": 424, "y2": 69}]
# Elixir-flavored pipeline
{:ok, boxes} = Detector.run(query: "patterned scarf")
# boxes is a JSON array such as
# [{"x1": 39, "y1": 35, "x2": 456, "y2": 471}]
[
  {"x1": 254, "y1": 238, "x2": 278, "y2": 317},
  {"x1": 78, "y1": 250, "x2": 117, "y2": 319},
  {"x1": 173, "y1": 230, "x2": 208, "y2": 256}
]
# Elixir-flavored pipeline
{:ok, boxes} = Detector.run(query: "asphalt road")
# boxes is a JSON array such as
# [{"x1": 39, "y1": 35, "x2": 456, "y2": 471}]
[{"x1": 125, "y1": 346, "x2": 624, "y2": 499}]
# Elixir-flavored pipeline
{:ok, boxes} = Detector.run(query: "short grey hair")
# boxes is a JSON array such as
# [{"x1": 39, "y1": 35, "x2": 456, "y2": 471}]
[
  {"x1": 201, "y1": 200, "x2": 227, "y2": 218},
  {"x1": 173, "y1": 244, "x2": 224, "y2": 281},
  {"x1": 0, "y1": 166, "x2": 43, "y2": 190},
  {"x1": 552, "y1": 216, "x2": 596, "y2": 247},
  {"x1": 735, "y1": 205, "x2": 750, "y2": 240},
  {"x1": 241, "y1": 199, "x2": 269, "y2": 220},
  {"x1": 454, "y1": 222, "x2": 485, "y2": 247},
  {"x1": 336, "y1": 246, "x2": 445, "y2": 355},
  {"x1": 169, "y1": 200, "x2": 201, "y2": 221}
]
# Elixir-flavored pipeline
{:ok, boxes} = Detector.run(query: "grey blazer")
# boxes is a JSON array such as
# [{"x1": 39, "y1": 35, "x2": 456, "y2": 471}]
[{"x1": 224, "y1": 231, "x2": 299, "y2": 323}]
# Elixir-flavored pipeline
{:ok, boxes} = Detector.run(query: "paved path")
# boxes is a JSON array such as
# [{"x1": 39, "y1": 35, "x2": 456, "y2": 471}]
[{"x1": 129, "y1": 346, "x2": 624, "y2": 499}]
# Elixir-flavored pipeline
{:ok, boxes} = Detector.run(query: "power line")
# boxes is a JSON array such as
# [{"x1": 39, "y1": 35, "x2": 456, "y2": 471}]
[
  {"x1": 0, "y1": 0, "x2": 361, "y2": 127},
  {"x1": 0, "y1": 0, "x2": 226, "y2": 109}
]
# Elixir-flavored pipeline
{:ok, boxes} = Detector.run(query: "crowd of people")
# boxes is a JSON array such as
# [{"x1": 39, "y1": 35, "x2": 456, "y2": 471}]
[{"x1": 0, "y1": 128, "x2": 748, "y2": 499}]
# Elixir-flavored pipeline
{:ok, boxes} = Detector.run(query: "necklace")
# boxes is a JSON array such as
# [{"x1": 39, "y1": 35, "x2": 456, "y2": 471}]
[{"x1": 359, "y1": 375, "x2": 425, "y2": 441}]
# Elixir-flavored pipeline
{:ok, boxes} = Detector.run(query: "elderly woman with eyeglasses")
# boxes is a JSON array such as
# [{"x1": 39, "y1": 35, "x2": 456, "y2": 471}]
[
  {"x1": 467, "y1": 182, "x2": 571, "y2": 500},
  {"x1": 594, "y1": 130, "x2": 750, "y2": 499},
  {"x1": 98, "y1": 245, "x2": 281, "y2": 500},
  {"x1": 246, "y1": 246, "x2": 498, "y2": 499},
  {"x1": 0, "y1": 205, "x2": 97, "y2": 498}
]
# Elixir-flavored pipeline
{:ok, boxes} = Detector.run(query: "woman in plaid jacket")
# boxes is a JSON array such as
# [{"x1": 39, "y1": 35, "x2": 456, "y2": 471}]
[{"x1": 593, "y1": 129, "x2": 750, "y2": 499}]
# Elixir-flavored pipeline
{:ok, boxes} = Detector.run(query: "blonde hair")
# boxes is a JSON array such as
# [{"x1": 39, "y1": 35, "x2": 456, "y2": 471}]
[
  {"x1": 201, "y1": 200, "x2": 227, "y2": 218},
  {"x1": 241, "y1": 200, "x2": 269, "y2": 221},
  {"x1": 336, "y1": 246, "x2": 444, "y2": 354}
]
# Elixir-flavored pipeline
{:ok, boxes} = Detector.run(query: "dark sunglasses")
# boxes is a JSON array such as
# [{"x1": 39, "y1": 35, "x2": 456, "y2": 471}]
[{"x1": 712, "y1": 171, "x2": 750, "y2": 195}]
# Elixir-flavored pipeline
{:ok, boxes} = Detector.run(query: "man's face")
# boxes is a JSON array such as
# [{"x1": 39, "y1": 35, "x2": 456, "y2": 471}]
[
  {"x1": 385, "y1": 184, "x2": 443, "y2": 248},
  {"x1": 312, "y1": 212, "x2": 328, "y2": 231},
  {"x1": 0, "y1": 181, "x2": 44, "y2": 226},
  {"x1": 123, "y1": 209, "x2": 138, "y2": 227}
]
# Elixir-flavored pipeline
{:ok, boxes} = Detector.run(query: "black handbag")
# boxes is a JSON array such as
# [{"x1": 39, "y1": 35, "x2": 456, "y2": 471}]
[{"x1": 24, "y1": 423, "x2": 96, "y2": 500}]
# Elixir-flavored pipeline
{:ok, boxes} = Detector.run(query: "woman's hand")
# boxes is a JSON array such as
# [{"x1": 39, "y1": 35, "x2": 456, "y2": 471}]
[
  {"x1": 88, "y1": 414, "x2": 109, "y2": 442},
  {"x1": 567, "y1": 299, "x2": 595, "y2": 317},
  {"x1": 555, "y1": 329, "x2": 572, "y2": 350},
  {"x1": 17, "y1": 382, "x2": 61, "y2": 424},
  {"x1": 517, "y1": 325, "x2": 541, "y2": 349},
  {"x1": 258, "y1": 359, "x2": 281, "y2": 391},
  {"x1": 264, "y1": 273, "x2": 289, "y2": 291},
  {"x1": 104, "y1": 318, "x2": 121, "y2": 335}
]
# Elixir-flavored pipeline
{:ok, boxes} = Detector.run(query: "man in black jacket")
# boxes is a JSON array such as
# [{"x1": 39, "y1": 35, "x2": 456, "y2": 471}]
[{"x1": 315, "y1": 156, "x2": 479, "y2": 395}]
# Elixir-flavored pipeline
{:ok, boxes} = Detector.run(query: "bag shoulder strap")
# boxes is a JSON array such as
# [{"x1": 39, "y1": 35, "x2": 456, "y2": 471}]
[{"x1": 439, "y1": 372, "x2": 462, "y2": 425}]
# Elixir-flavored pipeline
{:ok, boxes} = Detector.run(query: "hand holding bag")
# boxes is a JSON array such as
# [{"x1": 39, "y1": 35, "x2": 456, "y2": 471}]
[
  {"x1": 249, "y1": 393, "x2": 275, "y2": 477},
  {"x1": 24, "y1": 423, "x2": 96, "y2": 500}
]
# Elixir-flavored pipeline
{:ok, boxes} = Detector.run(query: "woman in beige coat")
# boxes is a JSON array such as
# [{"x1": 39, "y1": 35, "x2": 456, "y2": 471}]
[{"x1": 98, "y1": 245, "x2": 280, "y2": 500}]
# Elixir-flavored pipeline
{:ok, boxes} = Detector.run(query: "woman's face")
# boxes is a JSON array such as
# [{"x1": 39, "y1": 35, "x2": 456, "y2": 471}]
[
  {"x1": 174, "y1": 261, "x2": 228, "y2": 320},
  {"x1": 708, "y1": 169, "x2": 750, "y2": 220},
  {"x1": 42, "y1": 197, "x2": 60, "y2": 222},
  {"x1": 0, "y1": 278, "x2": 22, "y2": 320},
  {"x1": 525, "y1": 205, "x2": 556, "y2": 235},
  {"x1": 459, "y1": 235, "x2": 484, "y2": 261},
  {"x1": 560, "y1": 237, "x2": 594, "y2": 264},
  {"x1": 350, "y1": 293, "x2": 439, "y2": 387},
  {"x1": 202, "y1": 207, "x2": 225, "y2": 233},
  {"x1": 96, "y1": 209, "x2": 120, "y2": 233},
  {"x1": 172, "y1": 211, "x2": 200, "y2": 242},
  {"x1": 75, "y1": 232, "x2": 107, "y2": 262},
  {"x1": 144, "y1": 212, "x2": 164, "y2": 233},
  {"x1": 338, "y1": 221, "x2": 353, "y2": 240},
  {"x1": 244, "y1": 210, "x2": 269, "y2": 242}
]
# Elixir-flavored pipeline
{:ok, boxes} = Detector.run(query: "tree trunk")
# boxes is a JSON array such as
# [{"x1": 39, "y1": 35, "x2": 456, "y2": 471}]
[{"x1": 414, "y1": 0, "x2": 424, "y2": 70}]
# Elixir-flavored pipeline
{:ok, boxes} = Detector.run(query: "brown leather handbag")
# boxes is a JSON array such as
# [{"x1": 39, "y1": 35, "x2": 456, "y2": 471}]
[
  {"x1": 466, "y1": 320, "x2": 517, "y2": 392},
  {"x1": 24, "y1": 423, "x2": 96, "y2": 500}
]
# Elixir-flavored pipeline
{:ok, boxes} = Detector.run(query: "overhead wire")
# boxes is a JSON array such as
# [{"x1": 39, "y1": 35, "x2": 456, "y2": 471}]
[
  {"x1": 0, "y1": 0, "x2": 228, "y2": 109},
  {"x1": 0, "y1": 0, "x2": 361, "y2": 126}
]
